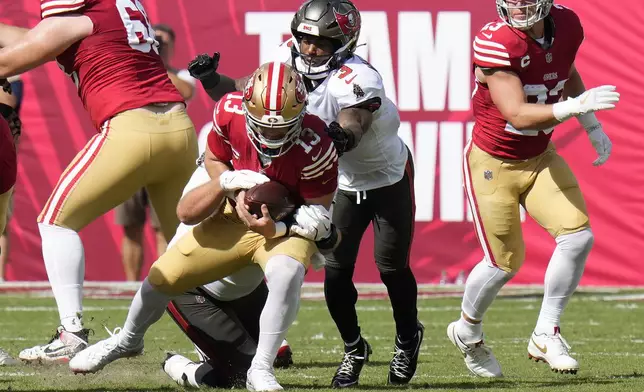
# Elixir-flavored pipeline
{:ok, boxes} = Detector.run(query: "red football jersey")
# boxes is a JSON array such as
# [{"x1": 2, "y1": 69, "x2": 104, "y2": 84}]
[
  {"x1": 0, "y1": 117, "x2": 17, "y2": 194},
  {"x1": 41, "y1": 0, "x2": 183, "y2": 129},
  {"x1": 471, "y1": 5, "x2": 584, "y2": 160},
  {"x1": 207, "y1": 93, "x2": 339, "y2": 200}
]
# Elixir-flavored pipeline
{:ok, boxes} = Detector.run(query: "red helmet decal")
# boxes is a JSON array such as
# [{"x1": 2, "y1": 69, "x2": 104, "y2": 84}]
[
  {"x1": 333, "y1": 8, "x2": 360, "y2": 36},
  {"x1": 243, "y1": 76, "x2": 255, "y2": 101}
]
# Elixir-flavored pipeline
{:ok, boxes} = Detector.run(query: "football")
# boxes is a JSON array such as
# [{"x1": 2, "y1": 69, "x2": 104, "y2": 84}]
[{"x1": 244, "y1": 181, "x2": 298, "y2": 221}]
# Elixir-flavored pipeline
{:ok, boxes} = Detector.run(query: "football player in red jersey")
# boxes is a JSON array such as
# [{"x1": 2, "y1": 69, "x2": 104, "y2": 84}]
[
  {"x1": 70, "y1": 62, "x2": 340, "y2": 391},
  {"x1": 446, "y1": 0, "x2": 620, "y2": 378},
  {"x1": 0, "y1": 0, "x2": 198, "y2": 362}
]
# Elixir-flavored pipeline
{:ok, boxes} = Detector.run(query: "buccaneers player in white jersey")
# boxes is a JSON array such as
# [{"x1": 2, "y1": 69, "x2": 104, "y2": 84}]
[
  {"x1": 70, "y1": 62, "x2": 340, "y2": 392},
  {"x1": 0, "y1": 0, "x2": 198, "y2": 362},
  {"x1": 446, "y1": 0, "x2": 620, "y2": 377}
]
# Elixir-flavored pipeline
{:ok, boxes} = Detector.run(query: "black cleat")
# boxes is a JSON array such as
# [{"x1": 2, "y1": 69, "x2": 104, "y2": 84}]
[
  {"x1": 388, "y1": 321, "x2": 424, "y2": 385},
  {"x1": 331, "y1": 338, "x2": 372, "y2": 388},
  {"x1": 274, "y1": 343, "x2": 294, "y2": 369}
]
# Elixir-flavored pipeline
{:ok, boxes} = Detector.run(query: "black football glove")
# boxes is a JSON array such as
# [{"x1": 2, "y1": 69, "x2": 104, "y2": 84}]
[
  {"x1": 325, "y1": 122, "x2": 355, "y2": 156},
  {"x1": 188, "y1": 52, "x2": 221, "y2": 89},
  {"x1": 1, "y1": 79, "x2": 10, "y2": 94}
]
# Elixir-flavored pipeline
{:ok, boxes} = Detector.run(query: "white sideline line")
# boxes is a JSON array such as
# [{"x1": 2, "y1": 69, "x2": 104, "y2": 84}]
[{"x1": 2, "y1": 306, "x2": 130, "y2": 312}]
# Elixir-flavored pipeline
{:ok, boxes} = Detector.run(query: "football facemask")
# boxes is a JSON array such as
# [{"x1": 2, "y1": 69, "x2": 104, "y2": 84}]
[
  {"x1": 243, "y1": 62, "x2": 308, "y2": 158},
  {"x1": 496, "y1": 0, "x2": 553, "y2": 30}
]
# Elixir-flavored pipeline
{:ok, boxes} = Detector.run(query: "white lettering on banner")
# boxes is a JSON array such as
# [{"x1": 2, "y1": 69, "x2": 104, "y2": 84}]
[
  {"x1": 440, "y1": 122, "x2": 464, "y2": 222},
  {"x1": 243, "y1": 11, "x2": 511, "y2": 224},
  {"x1": 354, "y1": 12, "x2": 397, "y2": 105},
  {"x1": 398, "y1": 122, "x2": 526, "y2": 223},
  {"x1": 398, "y1": 12, "x2": 471, "y2": 111},
  {"x1": 245, "y1": 13, "x2": 292, "y2": 65}
]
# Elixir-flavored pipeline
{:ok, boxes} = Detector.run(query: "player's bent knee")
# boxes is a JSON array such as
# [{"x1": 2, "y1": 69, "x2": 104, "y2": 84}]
[
  {"x1": 556, "y1": 228, "x2": 594, "y2": 255},
  {"x1": 264, "y1": 255, "x2": 305, "y2": 294},
  {"x1": 148, "y1": 262, "x2": 185, "y2": 296}
]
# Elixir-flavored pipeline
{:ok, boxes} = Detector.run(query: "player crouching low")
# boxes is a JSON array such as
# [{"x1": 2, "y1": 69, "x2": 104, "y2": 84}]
[{"x1": 69, "y1": 62, "x2": 340, "y2": 392}]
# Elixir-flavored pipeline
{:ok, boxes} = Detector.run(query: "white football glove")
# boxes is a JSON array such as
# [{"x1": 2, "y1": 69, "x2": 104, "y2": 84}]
[
  {"x1": 586, "y1": 124, "x2": 612, "y2": 166},
  {"x1": 553, "y1": 85, "x2": 620, "y2": 121},
  {"x1": 290, "y1": 205, "x2": 332, "y2": 242},
  {"x1": 219, "y1": 170, "x2": 270, "y2": 192}
]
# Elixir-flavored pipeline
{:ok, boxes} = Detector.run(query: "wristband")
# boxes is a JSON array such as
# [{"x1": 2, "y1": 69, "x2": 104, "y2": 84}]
[
  {"x1": 272, "y1": 221, "x2": 288, "y2": 239},
  {"x1": 315, "y1": 224, "x2": 338, "y2": 251},
  {"x1": 200, "y1": 71, "x2": 221, "y2": 90},
  {"x1": 577, "y1": 112, "x2": 601, "y2": 133},
  {"x1": 552, "y1": 99, "x2": 576, "y2": 122}
]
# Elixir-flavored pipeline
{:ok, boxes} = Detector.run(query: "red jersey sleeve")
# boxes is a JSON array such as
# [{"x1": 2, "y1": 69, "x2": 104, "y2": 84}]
[
  {"x1": 473, "y1": 22, "x2": 527, "y2": 72},
  {"x1": 299, "y1": 117, "x2": 339, "y2": 199},
  {"x1": 41, "y1": 0, "x2": 86, "y2": 18},
  {"x1": 206, "y1": 98, "x2": 233, "y2": 162}
]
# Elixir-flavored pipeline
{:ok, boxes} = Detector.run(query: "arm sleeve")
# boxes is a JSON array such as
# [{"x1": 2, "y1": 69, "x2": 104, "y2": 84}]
[
  {"x1": 41, "y1": 0, "x2": 86, "y2": 18},
  {"x1": 332, "y1": 65, "x2": 384, "y2": 112},
  {"x1": 206, "y1": 100, "x2": 233, "y2": 162},
  {"x1": 472, "y1": 27, "x2": 525, "y2": 72},
  {"x1": 299, "y1": 138, "x2": 339, "y2": 199}
]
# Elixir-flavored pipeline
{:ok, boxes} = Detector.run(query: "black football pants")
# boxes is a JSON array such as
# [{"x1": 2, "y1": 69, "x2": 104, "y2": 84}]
[
  {"x1": 166, "y1": 282, "x2": 268, "y2": 388},
  {"x1": 324, "y1": 148, "x2": 419, "y2": 343}
]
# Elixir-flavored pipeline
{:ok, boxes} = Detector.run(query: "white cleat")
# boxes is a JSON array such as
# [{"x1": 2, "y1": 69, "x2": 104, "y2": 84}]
[
  {"x1": 528, "y1": 328, "x2": 579, "y2": 374},
  {"x1": 68, "y1": 327, "x2": 143, "y2": 374},
  {"x1": 19, "y1": 326, "x2": 89, "y2": 363},
  {"x1": 162, "y1": 353, "x2": 200, "y2": 388},
  {"x1": 246, "y1": 365, "x2": 283, "y2": 391},
  {"x1": 447, "y1": 321, "x2": 503, "y2": 378},
  {"x1": 0, "y1": 349, "x2": 19, "y2": 366}
]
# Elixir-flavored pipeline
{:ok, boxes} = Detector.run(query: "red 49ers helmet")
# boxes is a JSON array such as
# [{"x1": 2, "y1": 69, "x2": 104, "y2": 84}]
[{"x1": 242, "y1": 62, "x2": 308, "y2": 158}]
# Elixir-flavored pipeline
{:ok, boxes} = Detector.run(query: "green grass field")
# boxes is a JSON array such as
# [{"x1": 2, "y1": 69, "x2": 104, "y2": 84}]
[{"x1": 0, "y1": 290, "x2": 642, "y2": 391}]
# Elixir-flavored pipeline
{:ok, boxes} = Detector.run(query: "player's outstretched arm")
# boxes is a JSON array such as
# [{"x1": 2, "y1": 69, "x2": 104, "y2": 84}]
[
  {"x1": 486, "y1": 68, "x2": 619, "y2": 131},
  {"x1": 0, "y1": 24, "x2": 29, "y2": 49},
  {"x1": 187, "y1": 52, "x2": 249, "y2": 101},
  {"x1": 0, "y1": 16, "x2": 93, "y2": 78},
  {"x1": 486, "y1": 69, "x2": 563, "y2": 131},
  {"x1": 325, "y1": 108, "x2": 373, "y2": 155}
]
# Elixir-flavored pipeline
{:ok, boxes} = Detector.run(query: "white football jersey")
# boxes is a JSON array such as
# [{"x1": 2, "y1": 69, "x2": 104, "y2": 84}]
[{"x1": 271, "y1": 39, "x2": 408, "y2": 192}]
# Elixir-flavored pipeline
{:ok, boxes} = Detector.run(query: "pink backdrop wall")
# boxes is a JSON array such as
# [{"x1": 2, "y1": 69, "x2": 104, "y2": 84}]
[{"x1": 2, "y1": 0, "x2": 643, "y2": 285}]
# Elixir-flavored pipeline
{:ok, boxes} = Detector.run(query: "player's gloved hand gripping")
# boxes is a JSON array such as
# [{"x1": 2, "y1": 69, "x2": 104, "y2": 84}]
[
  {"x1": 291, "y1": 205, "x2": 332, "y2": 241},
  {"x1": 324, "y1": 122, "x2": 355, "y2": 157},
  {"x1": 219, "y1": 170, "x2": 270, "y2": 195},
  {"x1": 188, "y1": 52, "x2": 221, "y2": 89}
]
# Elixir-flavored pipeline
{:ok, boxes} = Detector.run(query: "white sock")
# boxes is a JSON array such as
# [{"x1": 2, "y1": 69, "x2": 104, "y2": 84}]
[
  {"x1": 461, "y1": 259, "x2": 514, "y2": 322},
  {"x1": 456, "y1": 315, "x2": 483, "y2": 344},
  {"x1": 535, "y1": 229, "x2": 593, "y2": 335},
  {"x1": 119, "y1": 278, "x2": 172, "y2": 348},
  {"x1": 39, "y1": 223, "x2": 85, "y2": 332},
  {"x1": 251, "y1": 256, "x2": 304, "y2": 370}
]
